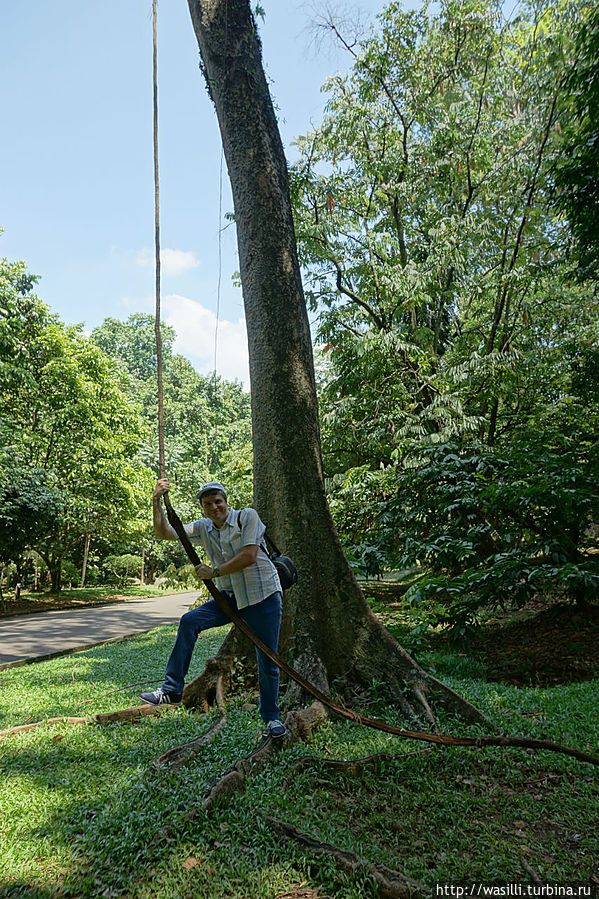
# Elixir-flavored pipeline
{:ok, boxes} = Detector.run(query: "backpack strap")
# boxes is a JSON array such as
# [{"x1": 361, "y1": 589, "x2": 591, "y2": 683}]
[
  {"x1": 262, "y1": 531, "x2": 282, "y2": 558},
  {"x1": 237, "y1": 509, "x2": 280, "y2": 558}
]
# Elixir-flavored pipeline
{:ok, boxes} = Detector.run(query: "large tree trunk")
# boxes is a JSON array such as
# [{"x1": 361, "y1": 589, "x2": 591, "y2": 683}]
[{"x1": 186, "y1": 0, "x2": 484, "y2": 724}]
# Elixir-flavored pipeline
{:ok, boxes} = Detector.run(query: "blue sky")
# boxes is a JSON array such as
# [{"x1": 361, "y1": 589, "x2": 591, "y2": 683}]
[{"x1": 1, "y1": 0, "x2": 421, "y2": 386}]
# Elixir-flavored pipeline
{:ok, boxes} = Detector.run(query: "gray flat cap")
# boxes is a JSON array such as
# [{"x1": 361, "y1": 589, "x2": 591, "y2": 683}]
[{"x1": 196, "y1": 481, "x2": 228, "y2": 503}]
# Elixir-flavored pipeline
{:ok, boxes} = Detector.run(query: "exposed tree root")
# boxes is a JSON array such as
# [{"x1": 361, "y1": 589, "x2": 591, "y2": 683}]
[
  {"x1": 182, "y1": 628, "x2": 256, "y2": 712},
  {"x1": 0, "y1": 704, "x2": 175, "y2": 738},
  {"x1": 411, "y1": 683, "x2": 441, "y2": 735},
  {"x1": 152, "y1": 716, "x2": 226, "y2": 770},
  {"x1": 0, "y1": 716, "x2": 93, "y2": 737},
  {"x1": 158, "y1": 701, "x2": 329, "y2": 820},
  {"x1": 346, "y1": 610, "x2": 490, "y2": 727},
  {"x1": 202, "y1": 701, "x2": 329, "y2": 813},
  {"x1": 260, "y1": 813, "x2": 425, "y2": 898},
  {"x1": 149, "y1": 703, "x2": 331, "y2": 845},
  {"x1": 283, "y1": 748, "x2": 435, "y2": 786}
]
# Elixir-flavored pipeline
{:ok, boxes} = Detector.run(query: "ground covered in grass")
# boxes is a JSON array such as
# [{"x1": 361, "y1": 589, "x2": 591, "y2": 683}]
[{"x1": 1, "y1": 612, "x2": 598, "y2": 898}]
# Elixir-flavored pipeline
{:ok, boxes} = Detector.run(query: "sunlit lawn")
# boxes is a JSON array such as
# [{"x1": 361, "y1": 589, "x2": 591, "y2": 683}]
[{"x1": 1, "y1": 624, "x2": 598, "y2": 898}]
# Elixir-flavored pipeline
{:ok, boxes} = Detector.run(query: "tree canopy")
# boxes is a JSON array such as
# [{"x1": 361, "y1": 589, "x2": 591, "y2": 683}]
[{"x1": 290, "y1": 0, "x2": 599, "y2": 623}]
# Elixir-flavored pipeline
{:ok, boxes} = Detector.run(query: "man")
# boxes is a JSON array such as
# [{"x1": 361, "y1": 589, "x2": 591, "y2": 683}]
[{"x1": 141, "y1": 479, "x2": 286, "y2": 739}]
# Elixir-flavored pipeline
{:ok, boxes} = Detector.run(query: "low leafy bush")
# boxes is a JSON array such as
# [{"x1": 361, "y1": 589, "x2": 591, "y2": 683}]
[{"x1": 396, "y1": 439, "x2": 599, "y2": 635}]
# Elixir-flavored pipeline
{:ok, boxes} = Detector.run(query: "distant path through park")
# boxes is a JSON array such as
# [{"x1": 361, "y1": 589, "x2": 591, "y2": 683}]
[{"x1": 0, "y1": 592, "x2": 198, "y2": 668}]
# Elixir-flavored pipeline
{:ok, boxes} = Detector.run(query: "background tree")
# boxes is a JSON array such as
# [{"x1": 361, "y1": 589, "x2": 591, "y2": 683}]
[
  {"x1": 0, "y1": 468, "x2": 62, "y2": 599},
  {"x1": 0, "y1": 261, "x2": 151, "y2": 592},
  {"x1": 293, "y1": 0, "x2": 587, "y2": 456},
  {"x1": 92, "y1": 314, "x2": 252, "y2": 503},
  {"x1": 92, "y1": 313, "x2": 254, "y2": 577},
  {"x1": 288, "y1": 0, "x2": 599, "y2": 626},
  {"x1": 553, "y1": 0, "x2": 599, "y2": 277}
]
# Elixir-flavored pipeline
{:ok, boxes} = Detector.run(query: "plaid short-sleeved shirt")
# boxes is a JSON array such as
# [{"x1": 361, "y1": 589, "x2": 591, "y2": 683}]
[{"x1": 184, "y1": 508, "x2": 281, "y2": 609}]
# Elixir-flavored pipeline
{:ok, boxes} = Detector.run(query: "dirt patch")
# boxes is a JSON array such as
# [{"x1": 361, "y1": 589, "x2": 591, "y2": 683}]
[
  {"x1": 365, "y1": 574, "x2": 599, "y2": 687},
  {"x1": 471, "y1": 602, "x2": 599, "y2": 687}
]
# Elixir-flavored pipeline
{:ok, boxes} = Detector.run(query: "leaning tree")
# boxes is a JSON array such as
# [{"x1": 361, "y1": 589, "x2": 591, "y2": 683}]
[{"x1": 182, "y1": 0, "x2": 484, "y2": 727}]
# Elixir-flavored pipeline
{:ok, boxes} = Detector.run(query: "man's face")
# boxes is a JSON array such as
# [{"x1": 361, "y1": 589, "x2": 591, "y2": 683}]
[{"x1": 201, "y1": 491, "x2": 229, "y2": 527}]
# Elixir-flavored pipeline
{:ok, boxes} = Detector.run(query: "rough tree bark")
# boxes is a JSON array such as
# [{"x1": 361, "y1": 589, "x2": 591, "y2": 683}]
[{"x1": 184, "y1": 0, "x2": 484, "y2": 725}]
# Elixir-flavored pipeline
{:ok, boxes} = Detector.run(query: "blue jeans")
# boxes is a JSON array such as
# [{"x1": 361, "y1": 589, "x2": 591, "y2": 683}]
[{"x1": 163, "y1": 591, "x2": 283, "y2": 723}]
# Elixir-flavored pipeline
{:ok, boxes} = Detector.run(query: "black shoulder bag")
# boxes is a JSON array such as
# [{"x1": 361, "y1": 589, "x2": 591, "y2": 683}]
[{"x1": 262, "y1": 532, "x2": 298, "y2": 591}]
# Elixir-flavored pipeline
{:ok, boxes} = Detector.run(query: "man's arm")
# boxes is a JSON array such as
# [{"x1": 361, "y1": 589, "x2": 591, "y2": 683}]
[
  {"x1": 152, "y1": 478, "x2": 179, "y2": 541},
  {"x1": 195, "y1": 544, "x2": 258, "y2": 580}
]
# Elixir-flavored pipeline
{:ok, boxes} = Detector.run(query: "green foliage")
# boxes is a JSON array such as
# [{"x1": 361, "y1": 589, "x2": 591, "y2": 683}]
[
  {"x1": 395, "y1": 440, "x2": 599, "y2": 633},
  {"x1": 289, "y1": 0, "x2": 599, "y2": 631},
  {"x1": 103, "y1": 553, "x2": 144, "y2": 585},
  {"x1": 0, "y1": 260, "x2": 152, "y2": 589},
  {"x1": 159, "y1": 562, "x2": 202, "y2": 591},
  {"x1": 0, "y1": 269, "x2": 253, "y2": 590},
  {"x1": 553, "y1": 1, "x2": 599, "y2": 276},
  {"x1": 292, "y1": 0, "x2": 596, "y2": 469},
  {"x1": 0, "y1": 468, "x2": 62, "y2": 568},
  {"x1": 92, "y1": 314, "x2": 254, "y2": 515}
]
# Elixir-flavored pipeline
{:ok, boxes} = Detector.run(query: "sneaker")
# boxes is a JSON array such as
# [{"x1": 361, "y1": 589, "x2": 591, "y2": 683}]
[
  {"x1": 140, "y1": 687, "x2": 182, "y2": 705},
  {"x1": 264, "y1": 718, "x2": 286, "y2": 738}
]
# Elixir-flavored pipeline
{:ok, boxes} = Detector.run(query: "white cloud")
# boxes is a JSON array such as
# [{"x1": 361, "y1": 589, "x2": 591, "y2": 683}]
[
  {"x1": 135, "y1": 247, "x2": 201, "y2": 277},
  {"x1": 164, "y1": 293, "x2": 249, "y2": 388}
]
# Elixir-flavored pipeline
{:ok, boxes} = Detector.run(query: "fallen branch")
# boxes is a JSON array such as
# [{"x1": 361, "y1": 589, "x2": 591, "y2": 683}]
[
  {"x1": 260, "y1": 813, "x2": 425, "y2": 899},
  {"x1": 0, "y1": 716, "x2": 93, "y2": 737}
]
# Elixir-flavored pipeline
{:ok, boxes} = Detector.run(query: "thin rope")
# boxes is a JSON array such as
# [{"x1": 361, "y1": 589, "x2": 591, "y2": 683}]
[
  {"x1": 211, "y1": 146, "x2": 225, "y2": 449},
  {"x1": 210, "y1": 2, "x2": 229, "y2": 453},
  {"x1": 213, "y1": 149, "x2": 224, "y2": 379},
  {"x1": 152, "y1": 0, "x2": 165, "y2": 479}
]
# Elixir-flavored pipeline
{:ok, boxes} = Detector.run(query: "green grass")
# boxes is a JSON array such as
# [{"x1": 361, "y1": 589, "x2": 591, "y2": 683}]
[
  {"x1": 0, "y1": 625, "x2": 597, "y2": 898},
  {"x1": 16, "y1": 584, "x2": 189, "y2": 603}
]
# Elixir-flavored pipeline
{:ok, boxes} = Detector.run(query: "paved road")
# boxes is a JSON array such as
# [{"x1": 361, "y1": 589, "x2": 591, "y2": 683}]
[{"x1": 0, "y1": 592, "x2": 198, "y2": 667}]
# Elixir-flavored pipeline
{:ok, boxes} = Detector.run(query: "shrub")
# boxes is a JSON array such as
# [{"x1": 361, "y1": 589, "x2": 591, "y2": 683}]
[{"x1": 395, "y1": 440, "x2": 599, "y2": 635}]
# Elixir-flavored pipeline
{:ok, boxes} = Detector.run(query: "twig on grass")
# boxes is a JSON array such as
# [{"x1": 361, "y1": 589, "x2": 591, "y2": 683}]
[
  {"x1": 520, "y1": 856, "x2": 543, "y2": 886},
  {"x1": 0, "y1": 716, "x2": 93, "y2": 737},
  {"x1": 0, "y1": 704, "x2": 176, "y2": 738}
]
